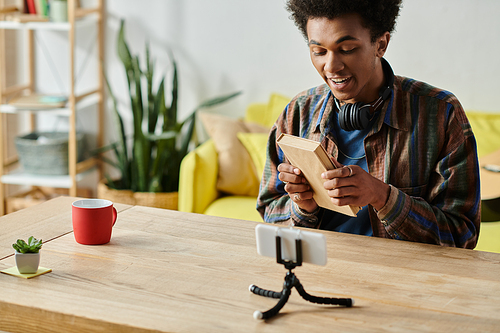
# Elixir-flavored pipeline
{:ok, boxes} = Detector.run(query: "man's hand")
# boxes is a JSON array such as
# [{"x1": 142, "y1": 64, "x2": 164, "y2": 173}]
[
  {"x1": 277, "y1": 162, "x2": 318, "y2": 213},
  {"x1": 321, "y1": 161, "x2": 390, "y2": 211}
]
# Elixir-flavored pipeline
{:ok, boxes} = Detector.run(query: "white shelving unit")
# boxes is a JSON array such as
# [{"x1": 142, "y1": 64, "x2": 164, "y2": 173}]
[{"x1": 0, "y1": 0, "x2": 105, "y2": 215}]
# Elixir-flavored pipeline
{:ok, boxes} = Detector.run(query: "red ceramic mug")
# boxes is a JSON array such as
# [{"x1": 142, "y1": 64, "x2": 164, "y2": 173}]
[{"x1": 72, "y1": 199, "x2": 117, "y2": 245}]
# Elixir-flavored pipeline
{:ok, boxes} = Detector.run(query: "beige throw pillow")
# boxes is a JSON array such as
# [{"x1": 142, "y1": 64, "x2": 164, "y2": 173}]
[{"x1": 200, "y1": 112, "x2": 269, "y2": 196}]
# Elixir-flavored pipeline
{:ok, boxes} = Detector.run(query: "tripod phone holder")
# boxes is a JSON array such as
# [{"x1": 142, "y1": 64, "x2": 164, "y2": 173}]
[{"x1": 250, "y1": 225, "x2": 354, "y2": 320}]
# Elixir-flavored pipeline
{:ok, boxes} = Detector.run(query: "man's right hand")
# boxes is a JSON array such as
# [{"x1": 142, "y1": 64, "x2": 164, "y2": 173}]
[{"x1": 277, "y1": 162, "x2": 318, "y2": 213}]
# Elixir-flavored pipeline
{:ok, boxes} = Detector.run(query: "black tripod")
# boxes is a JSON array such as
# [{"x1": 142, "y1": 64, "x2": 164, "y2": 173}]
[{"x1": 250, "y1": 235, "x2": 354, "y2": 320}]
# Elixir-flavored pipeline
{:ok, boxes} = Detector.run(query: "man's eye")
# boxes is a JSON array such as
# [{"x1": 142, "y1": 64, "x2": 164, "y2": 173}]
[
  {"x1": 312, "y1": 50, "x2": 326, "y2": 56},
  {"x1": 341, "y1": 48, "x2": 356, "y2": 54}
]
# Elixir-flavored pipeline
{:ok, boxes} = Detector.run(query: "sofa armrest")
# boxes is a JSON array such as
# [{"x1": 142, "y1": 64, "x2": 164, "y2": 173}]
[
  {"x1": 178, "y1": 139, "x2": 220, "y2": 214},
  {"x1": 466, "y1": 111, "x2": 500, "y2": 157}
]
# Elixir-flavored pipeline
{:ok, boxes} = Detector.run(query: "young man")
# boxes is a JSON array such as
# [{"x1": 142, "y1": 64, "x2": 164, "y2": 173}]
[{"x1": 256, "y1": 0, "x2": 480, "y2": 248}]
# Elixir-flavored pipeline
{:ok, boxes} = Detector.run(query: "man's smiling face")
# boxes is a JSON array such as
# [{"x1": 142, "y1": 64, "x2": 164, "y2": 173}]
[{"x1": 306, "y1": 13, "x2": 389, "y2": 104}]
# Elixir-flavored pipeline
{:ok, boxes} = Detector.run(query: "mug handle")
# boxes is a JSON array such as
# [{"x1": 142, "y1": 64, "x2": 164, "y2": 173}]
[{"x1": 112, "y1": 207, "x2": 117, "y2": 226}]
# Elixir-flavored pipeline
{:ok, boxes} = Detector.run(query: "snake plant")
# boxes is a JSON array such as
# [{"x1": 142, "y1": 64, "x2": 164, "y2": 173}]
[{"x1": 100, "y1": 20, "x2": 240, "y2": 193}]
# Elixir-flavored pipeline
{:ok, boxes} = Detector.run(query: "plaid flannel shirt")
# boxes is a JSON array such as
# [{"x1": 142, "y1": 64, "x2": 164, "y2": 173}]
[{"x1": 257, "y1": 76, "x2": 480, "y2": 248}]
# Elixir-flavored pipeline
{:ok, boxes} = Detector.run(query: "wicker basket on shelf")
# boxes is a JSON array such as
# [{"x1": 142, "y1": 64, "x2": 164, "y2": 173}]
[{"x1": 15, "y1": 132, "x2": 85, "y2": 175}]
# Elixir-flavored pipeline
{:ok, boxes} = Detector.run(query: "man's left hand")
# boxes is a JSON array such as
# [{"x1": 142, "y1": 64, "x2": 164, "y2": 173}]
[{"x1": 321, "y1": 163, "x2": 390, "y2": 211}]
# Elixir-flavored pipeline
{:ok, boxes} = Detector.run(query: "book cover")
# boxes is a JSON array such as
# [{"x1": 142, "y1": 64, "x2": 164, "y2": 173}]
[
  {"x1": 8, "y1": 94, "x2": 67, "y2": 109},
  {"x1": 22, "y1": 0, "x2": 29, "y2": 13},
  {"x1": 40, "y1": 0, "x2": 48, "y2": 17},
  {"x1": 6, "y1": 13, "x2": 49, "y2": 22},
  {"x1": 26, "y1": 0, "x2": 36, "y2": 14},
  {"x1": 35, "y1": 0, "x2": 48, "y2": 17},
  {"x1": 277, "y1": 133, "x2": 360, "y2": 217}
]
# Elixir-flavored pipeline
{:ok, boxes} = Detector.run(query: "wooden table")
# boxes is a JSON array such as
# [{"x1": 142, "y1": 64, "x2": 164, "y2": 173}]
[{"x1": 1, "y1": 197, "x2": 499, "y2": 332}]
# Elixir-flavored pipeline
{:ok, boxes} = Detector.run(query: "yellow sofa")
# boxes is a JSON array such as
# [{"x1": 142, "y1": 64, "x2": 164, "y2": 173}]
[
  {"x1": 466, "y1": 111, "x2": 500, "y2": 253},
  {"x1": 179, "y1": 102, "x2": 500, "y2": 253},
  {"x1": 178, "y1": 93, "x2": 289, "y2": 222}
]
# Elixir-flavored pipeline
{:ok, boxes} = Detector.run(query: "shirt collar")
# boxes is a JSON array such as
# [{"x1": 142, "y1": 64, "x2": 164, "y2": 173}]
[
  {"x1": 317, "y1": 76, "x2": 411, "y2": 134},
  {"x1": 378, "y1": 75, "x2": 411, "y2": 132},
  {"x1": 316, "y1": 89, "x2": 334, "y2": 135}
]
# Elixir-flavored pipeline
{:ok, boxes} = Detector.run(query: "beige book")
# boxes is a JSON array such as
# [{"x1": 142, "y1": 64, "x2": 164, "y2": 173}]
[
  {"x1": 277, "y1": 133, "x2": 360, "y2": 217},
  {"x1": 5, "y1": 14, "x2": 49, "y2": 23},
  {"x1": 8, "y1": 94, "x2": 67, "y2": 109}
]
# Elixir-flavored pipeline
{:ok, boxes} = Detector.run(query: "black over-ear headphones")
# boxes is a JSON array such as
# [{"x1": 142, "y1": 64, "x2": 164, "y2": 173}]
[{"x1": 336, "y1": 58, "x2": 394, "y2": 131}]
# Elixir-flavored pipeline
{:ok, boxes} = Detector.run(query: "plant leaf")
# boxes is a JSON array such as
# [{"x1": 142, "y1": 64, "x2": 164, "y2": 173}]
[
  {"x1": 117, "y1": 19, "x2": 133, "y2": 73},
  {"x1": 104, "y1": 75, "x2": 128, "y2": 167},
  {"x1": 165, "y1": 59, "x2": 178, "y2": 131},
  {"x1": 104, "y1": 22, "x2": 242, "y2": 194},
  {"x1": 194, "y1": 91, "x2": 242, "y2": 111},
  {"x1": 179, "y1": 113, "x2": 196, "y2": 158},
  {"x1": 144, "y1": 131, "x2": 178, "y2": 141},
  {"x1": 149, "y1": 78, "x2": 165, "y2": 133}
]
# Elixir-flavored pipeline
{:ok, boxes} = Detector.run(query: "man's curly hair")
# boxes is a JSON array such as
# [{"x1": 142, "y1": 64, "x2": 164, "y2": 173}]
[{"x1": 286, "y1": 0, "x2": 402, "y2": 42}]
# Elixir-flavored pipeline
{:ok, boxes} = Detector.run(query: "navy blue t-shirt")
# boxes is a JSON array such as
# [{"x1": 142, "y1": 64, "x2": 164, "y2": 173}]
[{"x1": 319, "y1": 106, "x2": 379, "y2": 236}]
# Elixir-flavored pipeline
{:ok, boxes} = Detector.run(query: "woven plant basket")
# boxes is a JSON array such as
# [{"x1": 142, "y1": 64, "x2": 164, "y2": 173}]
[{"x1": 97, "y1": 179, "x2": 178, "y2": 210}]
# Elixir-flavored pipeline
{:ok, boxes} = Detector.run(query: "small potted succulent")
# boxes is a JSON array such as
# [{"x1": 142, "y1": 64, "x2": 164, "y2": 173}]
[{"x1": 12, "y1": 236, "x2": 43, "y2": 274}]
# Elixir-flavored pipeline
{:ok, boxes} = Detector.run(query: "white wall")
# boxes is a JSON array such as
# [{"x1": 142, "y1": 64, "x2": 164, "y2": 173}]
[
  {"x1": 105, "y1": 0, "x2": 500, "y2": 121},
  {"x1": 387, "y1": 0, "x2": 500, "y2": 112}
]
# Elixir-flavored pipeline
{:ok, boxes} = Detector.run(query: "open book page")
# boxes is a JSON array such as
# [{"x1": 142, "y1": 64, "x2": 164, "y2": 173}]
[{"x1": 277, "y1": 133, "x2": 360, "y2": 217}]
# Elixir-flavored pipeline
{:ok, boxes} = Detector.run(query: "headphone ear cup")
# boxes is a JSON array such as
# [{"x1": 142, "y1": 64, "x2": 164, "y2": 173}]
[
  {"x1": 339, "y1": 103, "x2": 356, "y2": 131},
  {"x1": 339, "y1": 104, "x2": 348, "y2": 131},
  {"x1": 351, "y1": 103, "x2": 360, "y2": 130},
  {"x1": 339, "y1": 102, "x2": 370, "y2": 131},
  {"x1": 355, "y1": 103, "x2": 371, "y2": 130},
  {"x1": 338, "y1": 102, "x2": 371, "y2": 131},
  {"x1": 344, "y1": 104, "x2": 354, "y2": 131}
]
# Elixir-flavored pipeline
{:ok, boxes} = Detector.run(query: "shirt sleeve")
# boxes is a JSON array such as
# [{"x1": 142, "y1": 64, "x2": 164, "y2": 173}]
[
  {"x1": 256, "y1": 125, "x2": 321, "y2": 228},
  {"x1": 375, "y1": 113, "x2": 481, "y2": 249}
]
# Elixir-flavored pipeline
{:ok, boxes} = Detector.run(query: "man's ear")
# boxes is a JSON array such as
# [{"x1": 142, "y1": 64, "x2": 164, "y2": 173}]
[{"x1": 376, "y1": 32, "x2": 391, "y2": 57}]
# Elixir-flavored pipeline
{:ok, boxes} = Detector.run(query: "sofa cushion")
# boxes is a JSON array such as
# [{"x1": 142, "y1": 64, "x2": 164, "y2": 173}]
[
  {"x1": 245, "y1": 93, "x2": 290, "y2": 128},
  {"x1": 200, "y1": 112, "x2": 269, "y2": 196},
  {"x1": 475, "y1": 221, "x2": 500, "y2": 253},
  {"x1": 237, "y1": 132, "x2": 268, "y2": 181},
  {"x1": 466, "y1": 111, "x2": 500, "y2": 157},
  {"x1": 204, "y1": 196, "x2": 263, "y2": 222}
]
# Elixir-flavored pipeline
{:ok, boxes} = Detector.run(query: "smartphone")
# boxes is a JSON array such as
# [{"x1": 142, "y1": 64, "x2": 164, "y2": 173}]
[{"x1": 255, "y1": 224, "x2": 327, "y2": 266}]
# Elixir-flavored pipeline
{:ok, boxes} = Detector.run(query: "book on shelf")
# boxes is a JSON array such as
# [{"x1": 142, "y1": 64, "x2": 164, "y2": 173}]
[
  {"x1": 277, "y1": 133, "x2": 361, "y2": 217},
  {"x1": 26, "y1": 0, "x2": 36, "y2": 14},
  {"x1": 22, "y1": 0, "x2": 29, "y2": 13},
  {"x1": 34, "y1": 0, "x2": 48, "y2": 17},
  {"x1": 0, "y1": 5, "x2": 18, "y2": 14},
  {"x1": 5, "y1": 13, "x2": 49, "y2": 22},
  {"x1": 8, "y1": 94, "x2": 68, "y2": 109}
]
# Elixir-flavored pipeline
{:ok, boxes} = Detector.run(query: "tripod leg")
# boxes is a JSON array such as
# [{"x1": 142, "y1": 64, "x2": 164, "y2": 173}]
[
  {"x1": 253, "y1": 286, "x2": 291, "y2": 320},
  {"x1": 249, "y1": 284, "x2": 282, "y2": 299},
  {"x1": 294, "y1": 280, "x2": 354, "y2": 307}
]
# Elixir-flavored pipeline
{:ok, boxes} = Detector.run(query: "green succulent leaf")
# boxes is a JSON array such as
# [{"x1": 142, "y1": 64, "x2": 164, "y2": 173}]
[{"x1": 12, "y1": 237, "x2": 42, "y2": 253}]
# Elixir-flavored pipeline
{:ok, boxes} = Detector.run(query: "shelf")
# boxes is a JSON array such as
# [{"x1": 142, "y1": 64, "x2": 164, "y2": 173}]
[
  {"x1": 0, "y1": 1, "x2": 104, "y2": 214},
  {"x1": 0, "y1": 15, "x2": 97, "y2": 31},
  {"x1": 0, "y1": 93, "x2": 100, "y2": 115},
  {"x1": 1, "y1": 167, "x2": 96, "y2": 188}
]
